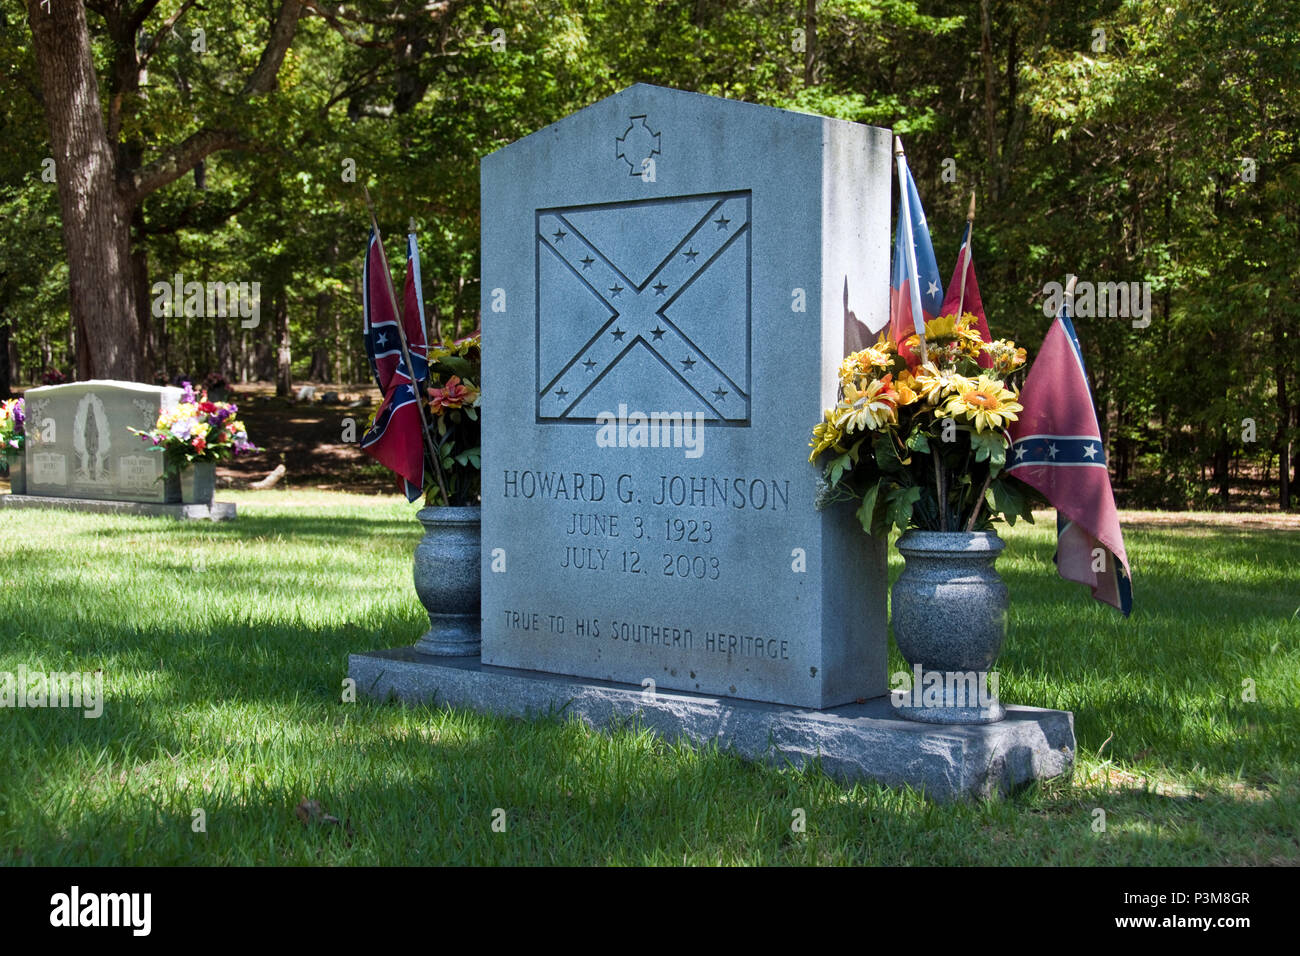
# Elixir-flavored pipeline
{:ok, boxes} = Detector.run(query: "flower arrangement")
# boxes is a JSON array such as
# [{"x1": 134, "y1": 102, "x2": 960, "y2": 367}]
[
  {"x1": 129, "y1": 381, "x2": 261, "y2": 478},
  {"x1": 0, "y1": 398, "x2": 24, "y2": 453},
  {"x1": 809, "y1": 313, "x2": 1036, "y2": 535},
  {"x1": 420, "y1": 332, "x2": 481, "y2": 506},
  {"x1": 41, "y1": 368, "x2": 66, "y2": 386}
]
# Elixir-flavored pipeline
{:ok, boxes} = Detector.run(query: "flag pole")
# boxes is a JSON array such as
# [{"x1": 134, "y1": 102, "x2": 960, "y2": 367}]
[
  {"x1": 362, "y1": 186, "x2": 450, "y2": 504},
  {"x1": 894, "y1": 136, "x2": 928, "y2": 365},
  {"x1": 955, "y1": 191, "x2": 976, "y2": 319}
]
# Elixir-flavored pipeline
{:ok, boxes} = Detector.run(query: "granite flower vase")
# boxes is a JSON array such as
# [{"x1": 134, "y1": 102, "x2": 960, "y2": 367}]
[
  {"x1": 5, "y1": 448, "x2": 25, "y2": 495},
  {"x1": 413, "y1": 506, "x2": 482, "y2": 657},
  {"x1": 180, "y1": 460, "x2": 216, "y2": 504},
  {"x1": 890, "y1": 530, "x2": 1008, "y2": 724}
]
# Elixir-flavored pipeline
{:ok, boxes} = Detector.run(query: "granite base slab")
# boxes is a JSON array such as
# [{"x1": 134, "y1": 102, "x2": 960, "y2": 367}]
[
  {"x1": 2, "y1": 494, "x2": 236, "y2": 521},
  {"x1": 348, "y1": 648, "x2": 1075, "y2": 802}
]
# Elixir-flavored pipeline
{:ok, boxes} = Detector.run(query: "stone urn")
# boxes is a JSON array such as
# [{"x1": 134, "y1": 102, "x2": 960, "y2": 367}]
[
  {"x1": 180, "y1": 460, "x2": 216, "y2": 504},
  {"x1": 890, "y1": 530, "x2": 1008, "y2": 724},
  {"x1": 412, "y1": 506, "x2": 481, "y2": 657},
  {"x1": 5, "y1": 448, "x2": 25, "y2": 495}
]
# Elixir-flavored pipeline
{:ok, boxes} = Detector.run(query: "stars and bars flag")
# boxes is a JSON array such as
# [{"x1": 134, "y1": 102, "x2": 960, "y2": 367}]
[
  {"x1": 360, "y1": 227, "x2": 429, "y2": 502},
  {"x1": 1007, "y1": 304, "x2": 1133, "y2": 615},
  {"x1": 937, "y1": 219, "x2": 994, "y2": 369},
  {"x1": 535, "y1": 191, "x2": 750, "y2": 424},
  {"x1": 889, "y1": 149, "x2": 944, "y2": 357}
]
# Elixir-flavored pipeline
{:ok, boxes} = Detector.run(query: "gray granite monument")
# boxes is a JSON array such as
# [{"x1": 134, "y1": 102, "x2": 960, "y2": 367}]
[
  {"x1": 349, "y1": 85, "x2": 1075, "y2": 799},
  {"x1": 2, "y1": 380, "x2": 235, "y2": 520},
  {"x1": 477, "y1": 84, "x2": 892, "y2": 709}
]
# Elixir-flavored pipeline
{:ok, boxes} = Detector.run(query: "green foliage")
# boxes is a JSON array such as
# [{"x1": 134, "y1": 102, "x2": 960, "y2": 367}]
[{"x1": 1, "y1": 0, "x2": 1296, "y2": 503}]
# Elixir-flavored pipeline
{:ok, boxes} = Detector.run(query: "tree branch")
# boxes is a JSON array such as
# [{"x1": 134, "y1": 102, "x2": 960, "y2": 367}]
[
  {"x1": 140, "y1": 0, "x2": 200, "y2": 68},
  {"x1": 140, "y1": 188, "x2": 261, "y2": 236},
  {"x1": 243, "y1": 0, "x2": 304, "y2": 96},
  {"x1": 126, "y1": 0, "x2": 164, "y2": 33},
  {"x1": 125, "y1": 127, "x2": 245, "y2": 204}
]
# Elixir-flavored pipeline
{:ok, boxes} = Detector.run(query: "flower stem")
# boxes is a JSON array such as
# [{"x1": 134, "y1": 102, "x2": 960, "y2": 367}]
[
  {"x1": 932, "y1": 448, "x2": 947, "y2": 531},
  {"x1": 965, "y1": 469, "x2": 993, "y2": 531}
]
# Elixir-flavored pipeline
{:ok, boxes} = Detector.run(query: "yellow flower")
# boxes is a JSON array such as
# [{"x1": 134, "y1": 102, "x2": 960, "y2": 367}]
[
  {"x1": 939, "y1": 376, "x2": 1023, "y2": 432},
  {"x1": 912, "y1": 362, "x2": 976, "y2": 404},
  {"x1": 838, "y1": 344, "x2": 893, "y2": 387},
  {"x1": 894, "y1": 369, "x2": 920, "y2": 406},
  {"x1": 808, "y1": 411, "x2": 845, "y2": 462},
  {"x1": 841, "y1": 375, "x2": 900, "y2": 432}
]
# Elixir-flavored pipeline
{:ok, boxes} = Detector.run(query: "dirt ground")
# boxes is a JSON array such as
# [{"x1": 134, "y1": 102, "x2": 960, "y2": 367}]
[{"x1": 216, "y1": 382, "x2": 395, "y2": 494}]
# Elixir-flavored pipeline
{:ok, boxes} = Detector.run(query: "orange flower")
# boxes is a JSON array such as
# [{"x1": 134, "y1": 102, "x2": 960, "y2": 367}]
[{"x1": 428, "y1": 376, "x2": 476, "y2": 413}]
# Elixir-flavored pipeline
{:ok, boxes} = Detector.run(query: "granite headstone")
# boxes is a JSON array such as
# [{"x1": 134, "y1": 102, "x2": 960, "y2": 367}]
[
  {"x1": 22, "y1": 381, "x2": 182, "y2": 503},
  {"x1": 480, "y1": 84, "x2": 892, "y2": 708}
]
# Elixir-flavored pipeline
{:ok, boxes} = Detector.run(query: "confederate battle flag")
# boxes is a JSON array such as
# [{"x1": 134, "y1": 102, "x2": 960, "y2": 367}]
[
  {"x1": 1007, "y1": 304, "x2": 1133, "y2": 615},
  {"x1": 361, "y1": 228, "x2": 428, "y2": 501}
]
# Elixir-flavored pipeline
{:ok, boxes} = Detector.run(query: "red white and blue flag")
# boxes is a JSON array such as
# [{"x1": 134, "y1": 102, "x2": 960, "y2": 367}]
[
  {"x1": 361, "y1": 228, "x2": 428, "y2": 502},
  {"x1": 889, "y1": 149, "x2": 944, "y2": 357},
  {"x1": 938, "y1": 220, "x2": 994, "y2": 369},
  {"x1": 1007, "y1": 306, "x2": 1133, "y2": 615}
]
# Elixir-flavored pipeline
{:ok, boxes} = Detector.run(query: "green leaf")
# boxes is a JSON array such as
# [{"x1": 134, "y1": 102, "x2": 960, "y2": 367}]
[
  {"x1": 855, "y1": 479, "x2": 882, "y2": 534},
  {"x1": 969, "y1": 429, "x2": 1007, "y2": 474},
  {"x1": 886, "y1": 485, "x2": 923, "y2": 533},
  {"x1": 826, "y1": 452, "x2": 851, "y2": 487},
  {"x1": 873, "y1": 432, "x2": 910, "y2": 474},
  {"x1": 906, "y1": 428, "x2": 930, "y2": 454},
  {"x1": 989, "y1": 478, "x2": 1028, "y2": 526}
]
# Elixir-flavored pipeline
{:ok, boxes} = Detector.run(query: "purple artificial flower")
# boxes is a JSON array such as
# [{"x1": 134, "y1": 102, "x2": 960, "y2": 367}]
[
  {"x1": 12, "y1": 399, "x2": 23, "y2": 430},
  {"x1": 181, "y1": 381, "x2": 196, "y2": 404}
]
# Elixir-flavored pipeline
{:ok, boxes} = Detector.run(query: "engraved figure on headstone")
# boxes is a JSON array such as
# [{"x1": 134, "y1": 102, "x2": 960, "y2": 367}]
[
  {"x1": 133, "y1": 398, "x2": 157, "y2": 429},
  {"x1": 72, "y1": 393, "x2": 112, "y2": 482}
]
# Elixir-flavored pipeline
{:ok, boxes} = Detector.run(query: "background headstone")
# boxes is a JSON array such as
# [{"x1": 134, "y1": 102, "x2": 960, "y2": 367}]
[
  {"x1": 22, "y1": 381, "x2": 182, "y2": 503},
  {"x1": 480, "y1": 84, "x2": 892, "y2": 709}
]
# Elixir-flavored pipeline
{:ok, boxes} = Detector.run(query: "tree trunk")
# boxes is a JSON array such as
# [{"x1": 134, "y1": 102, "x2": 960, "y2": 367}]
[
  {"x1": 26, "y1": 0, "x2": 141, "y2": 381},
  {"x1": 1277, "y1": 350, "x2": 1292, "y2": 511},
  {"x1": 803, "y1": 0, "x2": 817, "y2": 87},
  {"x1": 275, "y1": 291, "x2": 292, "y2": 397},
  {"x1": 0, "y1": 313, "x2": 10, "y2": 398},
  {"x1": 215, "y1": 317, "x2": 234, "y2": 383},
  {"x1": 1214, "y1": 431, "x2": 1231, "y2": 506},
  {"x1": 309, "y1": 290, "x2": 332, "y2": 381}
]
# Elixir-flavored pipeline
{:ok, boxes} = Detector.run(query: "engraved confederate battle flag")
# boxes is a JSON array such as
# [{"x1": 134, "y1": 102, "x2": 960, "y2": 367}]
[{"x1": 534, "y1": 191, "x2": 752, "y2": 425}]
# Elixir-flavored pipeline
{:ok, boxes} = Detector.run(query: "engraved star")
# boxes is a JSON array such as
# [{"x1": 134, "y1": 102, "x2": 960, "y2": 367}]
[
  {"x1": 680, "y1": 356, "x2": 696, "y2": 371},
  {"x1": 650, "y1": 326, "x2": 666, "y2": 341},
  {"x1": 555, "y1": 387, "x2": 569, "y2": 400},
  {"x1": 653, "y1": 281, "x2": 668, "y2": 295},
  {"x1": 611, "y1": 328, "x2": 626, "y2": 341},
  {"x1": 712, "y1": 387, "x2": 728, "y2": 401},
  {"x1": 580, "y1": 255, "x2": 594, "y2": 269},
  {"x1": 683, "y1": 248, "x2": 699, "y2": 262},
  {"x1": 1047, "y1": 443, "x2": 1059, "y2": 459},
  {"x1": 1082, "y1": 443, "x2": 1099, "y2": 459},
  {"x1": 609, "y1": 284, "x2": 623, "y2": 297},
  {"x1": 582, "y1": 358, "x2": 598, "y2": 372},
  {"x1": 552, "y1": 228, "x2": 567, "y2": 242},
  {"x1": 714, "y1": 215, "x2": 730, "y2": 230}
]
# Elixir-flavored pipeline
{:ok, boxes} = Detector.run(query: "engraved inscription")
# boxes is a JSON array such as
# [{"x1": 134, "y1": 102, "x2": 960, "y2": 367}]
[
  {"x1": 32, "y1": 451, "x2": 68, "y2": 486},
  {"x1": 535, "y1": 191, "x2": 752, "y2": 425},
  {"x1": 119, "y1": 454, "x2": 160, "y2": 494}
]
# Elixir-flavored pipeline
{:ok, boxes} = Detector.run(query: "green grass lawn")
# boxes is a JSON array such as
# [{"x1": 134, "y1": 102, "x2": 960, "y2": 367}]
[{"x1": 1, "y1": 490, "x2": 1296, "y2": 865}]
